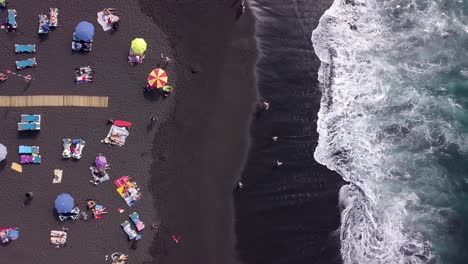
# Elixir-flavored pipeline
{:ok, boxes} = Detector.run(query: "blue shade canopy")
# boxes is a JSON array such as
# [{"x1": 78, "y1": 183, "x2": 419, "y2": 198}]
[
  {"x1": 55, "y1": 193, "x2": 74, "y2": 213},
  {"x1": 75, "y1": 21, "x2": 94, "y2": 41}
]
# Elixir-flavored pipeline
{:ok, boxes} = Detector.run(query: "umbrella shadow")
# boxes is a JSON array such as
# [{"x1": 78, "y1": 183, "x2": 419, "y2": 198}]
[
  {"x1": 0, "y1": 160, "x2": 7, "y2": 173},
  {"x1": 38, "y1": 34, "x2": 49, "y2": 42},
  {"x1": 143, "y1": 89, "x2": 162, "y2": 102},
  {"x1": 17, "y1": 131, "x2": 40, "y2": 139}
]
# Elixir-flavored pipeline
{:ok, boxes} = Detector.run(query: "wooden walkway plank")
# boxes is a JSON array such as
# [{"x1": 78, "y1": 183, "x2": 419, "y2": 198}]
[{"x1": 0, "y1": 96, "x2": 108, "y2": 107}]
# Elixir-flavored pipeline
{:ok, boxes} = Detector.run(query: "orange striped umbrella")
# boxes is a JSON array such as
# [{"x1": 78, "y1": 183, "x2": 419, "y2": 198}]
[{"x1": 147, "y1": 68, "x2": 168, "y2": 88}]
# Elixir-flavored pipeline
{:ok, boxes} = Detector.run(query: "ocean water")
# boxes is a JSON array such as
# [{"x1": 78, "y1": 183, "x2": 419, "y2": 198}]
[{"x1": 312, "y1": 0, "x2": 468, "y2": 263}]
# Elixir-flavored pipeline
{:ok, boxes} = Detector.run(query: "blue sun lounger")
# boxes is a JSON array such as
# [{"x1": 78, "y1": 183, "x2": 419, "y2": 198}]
[
  {"x1": 16, "y1": 58, "x2": 37, "y2": 70},
  {"x1": 21, "y1": 114, "x2": 41, "y2": 122},
  {"x1": 7, "y1": 9, "x2": 16, "y2": 29},
  {"x1": 15, "y1": 44, "x2": 36, "y2": 54},
  {"x1": 19, "y1": 146, "x2": 40, "y2": 154},
  {"x1": 18, "y1": 122, "x2": 40, "y2": 131}
]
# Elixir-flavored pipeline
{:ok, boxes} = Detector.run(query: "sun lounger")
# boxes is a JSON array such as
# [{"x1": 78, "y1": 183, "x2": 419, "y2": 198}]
[
  {"x1": 20, "y1": 154, "x2": 41, "y2": 164},
  {"x1": 21, "y1": 114, "x2": 41, "y2": 123},
  {"x1": 71, "y1": 139, "x2": 85, "y2": 159},
  {"x1": 18, "y1": 122, "x2": 40, "y2": 131},
  {"x1": 16, "y1": 58, "x2": 37, "y2": 70},
  {"x1": 18, "y1": 145, "x2": 40, "y2": 154},
  {"x1": 58, "y1": 207, "x2": 80, "y2": 221},
  {"x1": 38, "y1": 14, "x2": 49, "y2": 34},
  {"x1": 62, "y1": 139, "x2": 71, "y2": 158},
  {"x1": 0, "y1": 228, "x2": 19, "y2": 244},
  {"x1": 15, "y1": 44, "x2": 36, "y2": 54},
  {"x1": 129, "y1": 212, "x2": 145, "y2": 231},
  {"x1": 49, "y1": 8, "x2": 58, "y2": 27},
  {"x1": 121, "y1": 221, "x2": 141, "y2": 240},
  {"x1": 72, "y1": 33, "x2": 93, "y2": 51},
  {"x1": 7, "y1": 9, "x2": 16, "y2": 29}
]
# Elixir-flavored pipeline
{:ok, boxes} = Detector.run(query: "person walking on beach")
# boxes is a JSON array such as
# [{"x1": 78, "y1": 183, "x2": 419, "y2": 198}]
[
  {"x1": 161, "y1": 53, "x2": 172, "y2": 67},
  {"x1": 150, "y1": 116, "x2": 158, "y2": 124}
]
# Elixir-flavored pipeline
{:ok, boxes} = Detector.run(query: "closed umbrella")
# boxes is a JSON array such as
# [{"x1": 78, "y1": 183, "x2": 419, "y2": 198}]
[
  {"x1": 55, "y1": 193, "x2": 74, "y2": 213},
  {"x1": 75, "y1": 21, "x2": 95, "y2": 41},
  {"x1": 131, "y1": 38, "x2": 147, "y2": 54},
  {"x1": 147, "y1": 68, "x2": 168, "y2": 88},
  {"x1": 0, "y1": 144, "x2": 7, "y2": 162}
]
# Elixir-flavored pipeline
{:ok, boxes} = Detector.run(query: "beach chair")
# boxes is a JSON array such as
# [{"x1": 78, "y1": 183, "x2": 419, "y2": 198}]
[
  {"x1": 15, "y1": 44, "x2": 36, "y2": 54},
  {"x1": 18, "y1": 122, "x2": 40, "y2": 131},
  {"x1": 18, "y1": 146, "x2": 40, "y2": 154},
  {"x1": 38, "y1": 14, "x2": 49, "y2": 34},
  {"x1": 7, "y1": 9, "x2": 16, "y2": 29},
  {"x1": 72, "y1": 40, "x2": 92, "y2": 52},
  {"x1": 129, "y1": 212, "x2": 145, "y2": 231},
  {"x1": 16, "y1": 58, "x2": 37, "y2": 70},
  {"x1": 49, "y1": 8, "x2": 58, "y2": 27},
  {"x1": 71, "y1": 139, "x2": 85, "y2": 159},
  {"x1": 20, "y1": 154, "x2": 41, "y2": 164},
  {"x1": 62, "y1": 139, "x2": 72, "y2": 158},
  {"x1": 58, "y1": 207, "x2": 80, "y2": 221},
  {"x1": 21, "y1": 114, "x2": 41, "y2": 123},
  {"x1": 121, "y1": 221, "x2": 141, "y2": 240}
]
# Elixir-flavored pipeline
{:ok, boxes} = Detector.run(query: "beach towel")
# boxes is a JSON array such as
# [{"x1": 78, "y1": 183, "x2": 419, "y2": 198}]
[
  {"x1": 11, "y1": 162, "x2": 22, "y2": 173},
  {"x1": 97, "y1": 11, "x2": 113, "y2": 31},
  {"x1": 53, "y1": 169, "x2": 63, "y2": 183},
  {"x1": 103, "y1": 125, "x2": 129, "y2": 146}
]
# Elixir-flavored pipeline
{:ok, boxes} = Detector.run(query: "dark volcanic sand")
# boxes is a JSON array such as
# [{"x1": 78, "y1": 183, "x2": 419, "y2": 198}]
[
  {"x1": 138, "y1": 1, "x2": 256, "y2": 263},
  {"x1": 0, "y1": 0, "x2": 256, "y2": 264},
  {"x1": 234, "y1": 1, "x2": 345, "y2": 264}
]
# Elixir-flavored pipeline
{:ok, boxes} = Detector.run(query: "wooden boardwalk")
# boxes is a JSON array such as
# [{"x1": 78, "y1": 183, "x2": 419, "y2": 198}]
[{"x1": 0, "y1": 96, "x2": 108, "y2": 107}]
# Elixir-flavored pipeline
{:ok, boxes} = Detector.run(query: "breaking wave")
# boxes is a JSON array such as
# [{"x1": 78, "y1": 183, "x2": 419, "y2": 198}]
[{"x1": 312, "y1": 0, "x2": 468, "y2": 263}]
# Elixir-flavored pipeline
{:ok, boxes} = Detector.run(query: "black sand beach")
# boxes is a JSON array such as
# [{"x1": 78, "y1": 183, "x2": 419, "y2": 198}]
[
  {"x1": 0, "y1": 0, "x2": 255, "y2": 263},
  {"x1": 234, "y1": 1, "x2": 344, "y2": 264}
]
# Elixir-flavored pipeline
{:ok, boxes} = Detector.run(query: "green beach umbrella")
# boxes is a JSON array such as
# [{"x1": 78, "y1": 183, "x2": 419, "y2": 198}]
[{"x1": 131, "y1": 38, "x2": 147, "y2": 54}]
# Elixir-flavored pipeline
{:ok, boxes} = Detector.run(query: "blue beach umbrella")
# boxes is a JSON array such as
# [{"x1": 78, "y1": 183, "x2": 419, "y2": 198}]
[
  {"x1": 74, "y1": 21, "x2": 94, "y2": 41},
  {"x1": 55, "y1": 193, "x2": 74, "y2": 213}
]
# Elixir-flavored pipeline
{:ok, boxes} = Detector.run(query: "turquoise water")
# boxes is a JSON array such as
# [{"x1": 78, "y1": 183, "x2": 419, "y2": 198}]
[{"x1": 312, "y1": 0, "x2": 468, "y2": 263}]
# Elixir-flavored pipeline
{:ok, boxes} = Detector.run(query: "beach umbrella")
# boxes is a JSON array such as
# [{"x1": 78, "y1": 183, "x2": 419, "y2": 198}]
[
  {"x1": 131, "y1": 38, "x2": 147, "y2": 54},
  {"x1": 147, "y1": 69, "x2": 168, "y2": 88},
  {"x1": 0, "y1": 144, "x2": 7, "y2": 162},
  {"x1": 55, "y1": 193, "x2": 74, "y2": 213},
  {"x1": 95, "y1": 155, "x2": 107, "y2": 169},
  {"x1": 75, "y1": 21, "x2": 95, "y2": 41}
]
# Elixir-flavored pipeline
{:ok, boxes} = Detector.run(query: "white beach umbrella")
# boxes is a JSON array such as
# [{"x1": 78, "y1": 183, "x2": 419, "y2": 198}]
[{"x1": 0, "y1": 143, "x2": 7, "y2": 162}]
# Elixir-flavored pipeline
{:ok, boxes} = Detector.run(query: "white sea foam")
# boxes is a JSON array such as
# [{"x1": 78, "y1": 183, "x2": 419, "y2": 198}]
[{"x1": 312, "y1": 0, "x2": 468, "y2": 263}]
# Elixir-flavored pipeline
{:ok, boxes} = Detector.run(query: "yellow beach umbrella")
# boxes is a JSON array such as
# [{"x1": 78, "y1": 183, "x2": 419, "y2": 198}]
[
  {"x1": 131, "y1": 38, "x2": 147, "y2": 54},
  {"x1": 147, "y1": 69, "x2": 168, "y2": 88}
]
